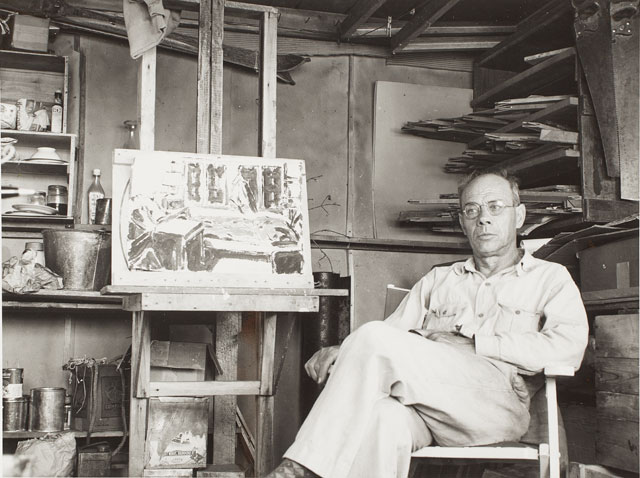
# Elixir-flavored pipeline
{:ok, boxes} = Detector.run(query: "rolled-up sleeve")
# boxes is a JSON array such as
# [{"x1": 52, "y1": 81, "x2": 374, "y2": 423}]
[
  {"x1": 384, "y1": 271, "x2": 435, "y2": 331},
  {"x1": 475, "y1": 267, "x2": 588, "y2": 373}
]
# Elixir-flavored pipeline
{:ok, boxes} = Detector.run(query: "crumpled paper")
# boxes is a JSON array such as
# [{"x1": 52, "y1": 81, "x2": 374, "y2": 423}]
[
  {"x1": 2, "y1": 250, "x2": 63, "y2": 294},
  {"x1": 14, "y1": 432, "x2": 76, "y2": 477}
]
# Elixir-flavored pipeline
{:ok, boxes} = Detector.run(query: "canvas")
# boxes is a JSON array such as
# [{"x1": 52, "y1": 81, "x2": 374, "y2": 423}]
[{"x1": 112, "y1": 149, "x2": 314, "y2": 288}]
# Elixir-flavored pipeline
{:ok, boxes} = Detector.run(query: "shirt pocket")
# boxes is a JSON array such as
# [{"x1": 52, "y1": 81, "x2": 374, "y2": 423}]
[
  {"x1": 496, "y1": 302, "x2": 541, "y2": 334},
  {"x1": 424, "y1": 302, "x2": 464, "y2": 332}
]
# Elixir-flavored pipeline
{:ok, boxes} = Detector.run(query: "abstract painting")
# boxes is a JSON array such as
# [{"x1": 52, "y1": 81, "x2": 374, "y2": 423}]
[{"x1": 112, "y1": 150, "x2": 313, "y2": 288}]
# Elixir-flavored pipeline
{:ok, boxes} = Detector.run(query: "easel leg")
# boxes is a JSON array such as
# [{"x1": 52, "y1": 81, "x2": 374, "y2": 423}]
[
  {"x1": 256, "y1": 395, "x2": 275, "y2": 477},
  {"x1": 130, "y1": 310, "x2": 150, "y2": 477},
  {"x1": 256, "y1": 312, "x2": 277, "y2": 476},
  {"x1": 213, "y1": 312, "x2": 241, "y2": 464}
]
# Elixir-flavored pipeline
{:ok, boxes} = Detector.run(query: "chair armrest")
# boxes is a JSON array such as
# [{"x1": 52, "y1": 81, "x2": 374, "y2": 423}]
[{"x1": 543, "y1": 365, "x2": 574, "y2": 377}]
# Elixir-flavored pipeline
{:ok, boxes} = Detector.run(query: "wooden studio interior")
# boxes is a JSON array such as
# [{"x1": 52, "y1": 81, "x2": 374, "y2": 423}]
[{"x1": 0, "y1": 0, "x2": 638, "y2": 477}]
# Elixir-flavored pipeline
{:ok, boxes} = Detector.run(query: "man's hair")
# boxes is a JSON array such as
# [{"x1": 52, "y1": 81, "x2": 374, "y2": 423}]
[{"x1": 457, "y1": 169, "x2": 521, "y2": 206}]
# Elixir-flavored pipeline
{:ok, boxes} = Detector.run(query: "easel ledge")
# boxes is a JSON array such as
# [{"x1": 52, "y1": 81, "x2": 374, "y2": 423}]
[{"x1": 102, "y1": 285, "x2": 348, "y2": 296}]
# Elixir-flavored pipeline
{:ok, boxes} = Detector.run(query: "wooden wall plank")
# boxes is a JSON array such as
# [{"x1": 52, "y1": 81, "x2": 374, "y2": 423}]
[
  {"x1": 595, "y1": 357, "x2": 639, "y2": 395},
  {"x1": 596, "y1": 391, "x2": 639, "y2": 421},
  {"x1": 596, "y1": 418, "x2": 639, "y2": 473},
  {"x1": 595, "y1": 315, "x2": 639, "y2": 359}
]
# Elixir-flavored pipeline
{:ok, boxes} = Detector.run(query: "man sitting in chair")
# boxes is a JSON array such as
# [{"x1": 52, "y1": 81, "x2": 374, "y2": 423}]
[{"x1": 267, "y1": 170, "x2": 588, "y2": 478}]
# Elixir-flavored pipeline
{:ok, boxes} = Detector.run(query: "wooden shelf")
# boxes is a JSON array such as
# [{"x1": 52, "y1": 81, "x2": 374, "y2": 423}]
[
  {"x1": 468, "y1": 96, "x2": 578, "y2": 148},
  {"x1": 1, "y1": 130, "x2": 76, "y2": 141},
  {"x1": 1, "y1": 214, "x2": 74, "y2": 233},
  {"x1": 2, "y1": 160, "x2": 70, "y2": 174},
  {"x1": 0, "y1": 50, "x2": 66, "y2": 73},
  {"x1": 471, "y1": 48, "x2": 576, "y2": 109},
  {"x1": 3, "y1": 290, "x2": 124, "y2": 310},
  {"x1": 3, "y1": 429, "x2": 124, "y2": 439}
]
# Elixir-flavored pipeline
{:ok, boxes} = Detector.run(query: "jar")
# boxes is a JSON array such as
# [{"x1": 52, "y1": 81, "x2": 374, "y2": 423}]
[
  {"x1": 46, "y1": 185, "x2": 68, "y2": 215},
  {"x1": 24, "y1": 242, "x2": 45, "y2": 267}
]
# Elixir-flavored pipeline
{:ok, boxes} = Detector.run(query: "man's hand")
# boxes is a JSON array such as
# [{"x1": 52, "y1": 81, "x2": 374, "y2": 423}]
[
  {"x1": 424, "y1": 331, "x2": 475, "y2": 354},
  {"x1": 304, "y1": 345, "x2": 340, "y2": 385}
]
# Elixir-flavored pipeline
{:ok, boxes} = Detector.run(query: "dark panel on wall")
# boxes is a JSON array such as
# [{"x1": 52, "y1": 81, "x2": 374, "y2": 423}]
[
  {"x1": 277, "y1": 57, "x2": 350, "y2": 237},
  {"x1": 352, "y1": 250, "x2": 466, "y2": 329}
]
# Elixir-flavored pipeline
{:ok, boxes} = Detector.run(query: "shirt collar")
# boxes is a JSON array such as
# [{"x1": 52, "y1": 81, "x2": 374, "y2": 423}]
[{"x1": 453, "y1": 249, "x2": 534, "y2": 277}]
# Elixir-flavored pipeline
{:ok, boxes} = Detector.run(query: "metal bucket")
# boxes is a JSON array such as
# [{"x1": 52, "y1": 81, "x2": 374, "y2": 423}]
[
  {"x1": 3, "y1": 396, "x2": 29, "y2": 431},
  {"x1": 29, "y1": 387, "x2": 65, "y2": 432},
  {"x1": 42, "y1": 229, "x2": 111, "y2": 290}
]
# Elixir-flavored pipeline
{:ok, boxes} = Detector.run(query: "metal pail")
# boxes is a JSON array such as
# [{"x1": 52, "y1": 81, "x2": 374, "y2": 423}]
[
  {"x1": 3, "y1": 396, "x2": 29, "y2": 431},
  {"x1": 42, "y1": 229, "x2": 111, "y2": 290},
  {"x1": 29, "y1": 387, "x2": 65, "y2": 432}
]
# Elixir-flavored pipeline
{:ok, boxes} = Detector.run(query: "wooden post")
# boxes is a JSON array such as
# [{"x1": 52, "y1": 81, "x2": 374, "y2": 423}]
[
  {"x1": 256, "y1": 313, "x2": 277, "y2": 476},
  {"x1": 130, "y1": 47, "x2": 156, "y2": 478},
  {"x1": 137, "y1": 48, "x2": 156, "y2": 151},
  {"x1": 196, "y1": 0, "x2": 212, "y2": 153},
  {"x1": 259, "y1": 10, "x2": 278, "y2": 159},
  {"x1": 129, "y1": 311, "x2": 150, "y2": 477}
]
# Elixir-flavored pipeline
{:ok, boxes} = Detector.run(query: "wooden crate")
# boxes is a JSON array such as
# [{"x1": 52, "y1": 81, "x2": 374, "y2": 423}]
[{"x1": 594, "y1": 314, "x2": 639, "y2": 473}]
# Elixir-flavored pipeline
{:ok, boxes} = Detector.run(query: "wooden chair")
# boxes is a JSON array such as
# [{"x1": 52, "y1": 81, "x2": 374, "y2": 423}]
[{"x1": 384, "y1": 285, "x2": 573, "y2": 478}]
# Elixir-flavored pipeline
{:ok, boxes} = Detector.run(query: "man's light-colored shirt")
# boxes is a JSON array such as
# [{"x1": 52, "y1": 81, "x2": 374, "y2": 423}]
[{"x1": 385, "y1": 251, "x2": 589, "y2": 374}]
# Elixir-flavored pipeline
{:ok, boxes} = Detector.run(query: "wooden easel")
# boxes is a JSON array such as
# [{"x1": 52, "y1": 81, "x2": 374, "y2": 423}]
[{"x1": 120, "y1": 3, "x2": 317, "y2": 476}]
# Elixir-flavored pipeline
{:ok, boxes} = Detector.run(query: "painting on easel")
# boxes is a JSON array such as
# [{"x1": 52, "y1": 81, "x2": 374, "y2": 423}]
[{"x1": 112, "y1": 149, "x2": 314, "y2": 288}]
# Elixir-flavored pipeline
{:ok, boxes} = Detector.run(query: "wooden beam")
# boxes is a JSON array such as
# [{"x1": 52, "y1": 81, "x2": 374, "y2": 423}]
[
  {"x1": 196, "y1": 0, "x2": 212, "y2": 153},
  {"x1": 123, "y1": 293, "x2": 318, "y2": 312},
  {"x1": 259, "y1": 10, "x2": 277, "y2": 158},
  {"x1": 147, "y1": 380, "x2": 260, "y2": 396},
  {"x1": 338, "y1": 0, "x2": 387, "y2": 40},
  {"x1": 390, "y1": 0, "x2": 461, "y2": 53},
  {"x1": 210, "y1": 0, "x2": 224, "y2": 155},
  {"x1": 137, "y1": 48, "x2": 156, "y2": 151},
  {"x1": 401, "y1": 35, "x2": 503, "y2": 52}
]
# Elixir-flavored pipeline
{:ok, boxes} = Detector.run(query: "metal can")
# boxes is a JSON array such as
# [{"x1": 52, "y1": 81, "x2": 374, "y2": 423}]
[
  {"x1": 29, "y1": 387, "x2": 65, "y2": 432},
  {"x1": 3, "y1": 368, "x2": 24, "y2": 399},
  {"x1": 3, "y1": 396, "x2": 29, "y2": 431}
]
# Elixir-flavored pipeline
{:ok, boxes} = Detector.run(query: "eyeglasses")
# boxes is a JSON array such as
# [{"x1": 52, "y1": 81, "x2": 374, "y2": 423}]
[{"x1": 460, "y1": 200, "x2": 517, "y2": 220}]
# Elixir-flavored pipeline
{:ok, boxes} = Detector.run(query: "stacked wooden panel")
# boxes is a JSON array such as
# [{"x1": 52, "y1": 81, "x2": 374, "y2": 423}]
[{"x1": 594, "y1": 314, "x2": 639, "y2": 474}]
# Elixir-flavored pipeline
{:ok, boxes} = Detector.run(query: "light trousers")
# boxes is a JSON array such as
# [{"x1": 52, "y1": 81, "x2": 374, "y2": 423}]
[{"x1": 284, "y1": 321, "x2": 530, "y2": 478}]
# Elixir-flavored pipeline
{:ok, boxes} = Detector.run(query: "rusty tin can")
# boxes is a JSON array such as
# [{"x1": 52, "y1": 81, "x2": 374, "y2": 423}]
[{"x1": 3, "y1": 368, "x2": 24, "y2": 398}]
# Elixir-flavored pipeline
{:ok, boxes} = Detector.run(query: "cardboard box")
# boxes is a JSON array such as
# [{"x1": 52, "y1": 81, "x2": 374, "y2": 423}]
[
  {"x1": 150, "y1": 341, "x2": 211, "y2": 382},
  {"x1": 145, "y1": 397, "x2": 209, "y2": 469},
  {"x1": 578, "y1": 237, "x2": 639, "y2": 292},
  {"x1": 9, "y1": 15, "x2": 50, "y2": 52}
]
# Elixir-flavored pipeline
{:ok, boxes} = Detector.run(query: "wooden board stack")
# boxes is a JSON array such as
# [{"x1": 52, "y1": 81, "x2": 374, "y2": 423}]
[{"x1": 399, "y1": 185, "x2": 582, "y2": 236}]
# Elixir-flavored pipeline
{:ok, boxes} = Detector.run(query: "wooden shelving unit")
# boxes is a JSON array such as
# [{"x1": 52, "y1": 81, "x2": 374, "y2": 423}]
[{"x1": 471, "y1": 47, "x2": 576, "y2": 109}]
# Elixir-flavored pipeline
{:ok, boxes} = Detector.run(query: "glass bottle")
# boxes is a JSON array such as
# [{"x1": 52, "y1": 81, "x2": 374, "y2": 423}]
[
  {"x1": 51, "y1": 89, "x2": 63, "y2": 133},
  {"x1": 87, "y1": 169, "x2": 105, "y2": 224},
  {"x1": 123, "y1": 120, "x2": 139, "y2": 149}
]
